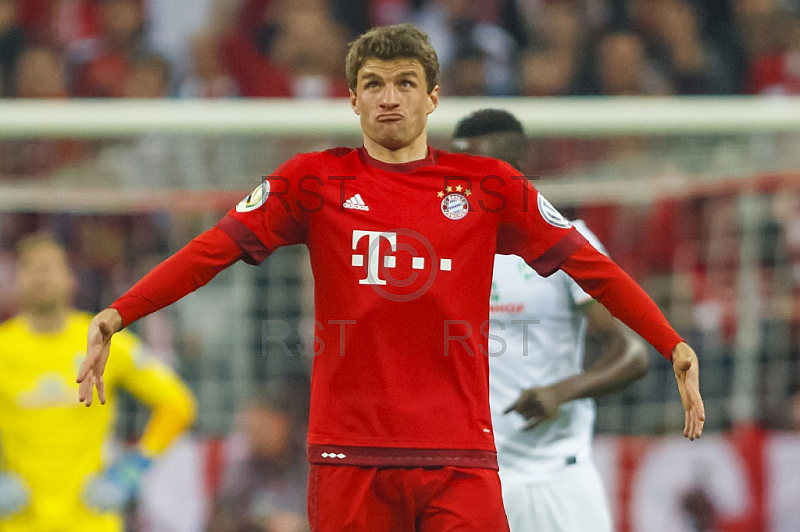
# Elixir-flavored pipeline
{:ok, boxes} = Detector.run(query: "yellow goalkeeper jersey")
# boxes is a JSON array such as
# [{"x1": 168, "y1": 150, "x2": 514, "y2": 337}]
[{"x1": 0, "y1": 312, "x2": 196, "y2": 532}]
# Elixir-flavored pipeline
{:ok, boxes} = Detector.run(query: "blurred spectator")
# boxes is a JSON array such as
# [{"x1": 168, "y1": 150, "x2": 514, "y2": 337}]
[
  {"x1": 442, "y1": 44, "x2": 486, "y2": 96},
  {"x1": 0, "y1": 47, "x2": 80, "y2": 178},
  {"x1": 414, "y1": 0, "x2": 517, "y2": 95},
  {"x1": 519, "y1": 49, "x2": 574, "y2": 96},
  {"x1": 695, "y1": 0, "x2": 748, "y2": 91},
  {"x1": 336, "y1": 0, "x2": 413, "y2": 35},
  {"x1": 125, "y1": 53, "x2": 171, "y2": 98},
  {"x1": 0, "y1": 0, "x2": 24, "y2": 97},
  {"x1": 14, "y1": 47, "x2": 67, "y2": 98},
  {"x1": 179, "y1": 30, "x2": 239, "y2": 98},
  {"x1": 14, "y1": 0, "x2": 103, "y2": 50},
  {"x1": 269, "y1": 0, "x2": 350, "y2": 98},
  {"x1": 658, "y1": 1, "x2": 735, "y2": 94},
  {"x1": 144, "y1": 0, "x2": 215, "y2": 82},
  {"x1": 578, "y1": 32, "x2": 670, "y2": 95},
  {"x1": 208, "y1": 383, "x2": 309, "y2": 532},
  {"x1": 217, "y1": 0, "x2": 292, "y2": 98},
  {"x1": 739, "y1": 5, "x2": 797, "y2": 92},
  {"x1": 220, "y1": 0, "x2": 350, "y2": 98},
  {"x1": 13, "y1": 0, "x2": 54, "y2": 45},
  {"x1": 517, "y1": 1, "x2": 584, "y2": 96},
  {"x1": 747, "y1": 16, "x2": 800, "y2": 94},
  {"x1": 100, "y1": 0, "x2": 144, "y2": 51},
  {"x1": 528, "y1": 1, "x2": 582, "y2": 56},
  {"x1": 0, "y1": 0, "x2": 788, "y2": 100},
  {"x1": 73, "y1": 0, "x2": 147, "y2": 97},
  {"x1": 237, "y1": 0, "x2": 407, "y2": 43},
  {"x1": 235, "y1": 0, "x2": 276, "y2": 47},
  {"x1": 628, "y1": 0, "x2": 670, "y2": 43}
]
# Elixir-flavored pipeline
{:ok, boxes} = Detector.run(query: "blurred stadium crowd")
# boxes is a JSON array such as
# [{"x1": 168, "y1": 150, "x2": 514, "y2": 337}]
[{"x1": 2, "y1": 0, "x2": 800, "y2": 101}]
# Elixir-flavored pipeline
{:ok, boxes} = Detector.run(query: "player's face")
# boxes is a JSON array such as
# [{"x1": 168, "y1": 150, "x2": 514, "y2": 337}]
[
  {"x1": 16, "y1": 243, "x2": 75, "y2": 314},
  {"x1": 351, "y1": 59, "x2": 439, "y2": 151}
]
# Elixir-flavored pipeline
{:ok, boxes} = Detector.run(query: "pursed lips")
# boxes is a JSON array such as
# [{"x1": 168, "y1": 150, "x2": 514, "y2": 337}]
[{"x1": 376, "y1": 113, "x2": 403, "y2": 122}]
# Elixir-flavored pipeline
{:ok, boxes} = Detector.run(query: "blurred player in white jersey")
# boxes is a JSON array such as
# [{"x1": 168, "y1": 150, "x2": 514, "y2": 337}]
[{"x1": 453, "y1": 109, "x2": 650, "y2": 532}]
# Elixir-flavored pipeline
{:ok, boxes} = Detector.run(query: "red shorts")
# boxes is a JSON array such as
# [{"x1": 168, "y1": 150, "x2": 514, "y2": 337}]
[{"x1": 307, "y1": 464, "x2": 510, "y2": 532}]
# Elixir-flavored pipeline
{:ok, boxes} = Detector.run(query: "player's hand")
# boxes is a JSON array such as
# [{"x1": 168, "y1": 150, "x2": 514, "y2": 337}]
[
  {"x1": 0, "y1": 473, "x2": 30, "y2": 517},
  {"x1": 77, "y1": 308, "x2": 122, "y2": 406},
  {"x1": 504, "y1": 385, "x2": 562, "y2": 430},
  {"x1": 672, "y1": 342, "x2": 705, "y2": 440},
  {"x1": 81, "y1": 452, "x2": 151, "y2": 513}
]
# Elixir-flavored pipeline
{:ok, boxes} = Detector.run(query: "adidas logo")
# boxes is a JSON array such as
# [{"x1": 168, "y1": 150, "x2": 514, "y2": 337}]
[{"x1": 343, "y1": 194, "x2": 370, "y2": 211}]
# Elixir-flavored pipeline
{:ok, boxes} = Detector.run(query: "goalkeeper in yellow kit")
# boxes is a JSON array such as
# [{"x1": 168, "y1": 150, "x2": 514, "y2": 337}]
[{"x1": 0, "y1": 234, "x2": 197, "y2": 532}]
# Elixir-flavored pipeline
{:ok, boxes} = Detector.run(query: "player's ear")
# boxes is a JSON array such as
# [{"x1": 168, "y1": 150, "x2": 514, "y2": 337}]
[
  {"x1": 350, "y1": 89, "x2": 360, "y2": 115},
  {"x1": 427, "y1": 85, "x2": 439, "y2": 115}
]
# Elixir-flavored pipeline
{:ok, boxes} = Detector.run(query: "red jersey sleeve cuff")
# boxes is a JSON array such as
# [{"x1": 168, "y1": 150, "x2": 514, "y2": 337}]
[
  {"x1": 216, "y1": 215, "x2": 271, "y2": 265},
  {"x1": 635, "y1": 307, "x2": 684, "y2": 360},
  {"x1": 528, "y1": 228, "x2": 589, "y2": 277},
  {"x1": 110, "y1": 303, "x2": 134, "y2": 330}
]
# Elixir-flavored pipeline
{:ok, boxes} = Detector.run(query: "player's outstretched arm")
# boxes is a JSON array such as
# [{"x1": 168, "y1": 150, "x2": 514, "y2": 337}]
[
  {"x1": 76, "y1": 226, "x2": 243, "y2": 406},
  {"x1": 77, "y1": 308, "x2": 123, "y2": 406},
  {"x1": 558, "y1": 243, "x2": 705, "y2": 439},
  {"x1": 672, "y1": 342, "x2": 705, "y2": 440}
]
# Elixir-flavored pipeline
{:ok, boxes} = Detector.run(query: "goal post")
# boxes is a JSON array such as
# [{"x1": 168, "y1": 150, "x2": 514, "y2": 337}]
[{"x1": 3, "y1": 97, "x2": 800, "y2": 137}]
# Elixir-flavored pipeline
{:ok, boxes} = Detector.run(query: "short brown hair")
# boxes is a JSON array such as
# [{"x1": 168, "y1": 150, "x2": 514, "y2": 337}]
[
  {"x1": 346, "y1": 23, "x2": 439, "y2": 94},
  {"x1": 16, "y1": 232, "x2": 70, "y2": 269}
]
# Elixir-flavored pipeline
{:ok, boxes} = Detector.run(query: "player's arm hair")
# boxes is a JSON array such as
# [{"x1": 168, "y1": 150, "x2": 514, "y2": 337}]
[{"x1": 548, "y1": 303, "x2": 649, "y2": 404}]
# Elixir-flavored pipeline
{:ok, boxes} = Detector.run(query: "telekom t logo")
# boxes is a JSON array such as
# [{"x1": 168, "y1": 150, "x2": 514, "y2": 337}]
[
  {"x1": 351, "y1": 230, "x2": 452, "y2": 286},
  {"x1": 352, "y1": 230, "x2": 396, "y2": 285}
]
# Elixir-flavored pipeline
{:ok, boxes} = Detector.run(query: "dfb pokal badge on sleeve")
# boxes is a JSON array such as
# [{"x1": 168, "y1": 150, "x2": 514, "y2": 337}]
[
  {"x1": 236, "y1": 181, "x2": 270, "y2": 213},
  {"x1": 438, "y1": 186, "x2": 471, "y2": 220}
]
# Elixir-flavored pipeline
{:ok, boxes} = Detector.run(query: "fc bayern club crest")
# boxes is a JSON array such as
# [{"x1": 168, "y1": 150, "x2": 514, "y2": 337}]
[{"x1": 441, "y1": 193, "x2": 469, "y2": 220}]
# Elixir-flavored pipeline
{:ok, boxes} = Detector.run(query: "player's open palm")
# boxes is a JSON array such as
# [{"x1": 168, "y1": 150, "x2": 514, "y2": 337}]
[
  {"x1": 672, "y1": 342, "x2": 705, "y2": 440},
  {"x1": 77, "y1": 308, "x2": 122, "y2": 406}
]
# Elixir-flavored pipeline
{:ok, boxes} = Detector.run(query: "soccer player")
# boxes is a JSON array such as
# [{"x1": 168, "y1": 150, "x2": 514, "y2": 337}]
[
  {"x1": 0, "y1": 234, "x2": 196, "y2": 532},
  {"x1": 77, "y1": 23, "x2": 704, "y2": 531},
  {"x1": 453, "y1": 108, "x2": 649, "y2": 532}
]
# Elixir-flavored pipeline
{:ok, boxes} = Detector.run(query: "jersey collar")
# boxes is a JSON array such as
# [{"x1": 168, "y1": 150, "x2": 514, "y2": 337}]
[{"x1": 358, "y1": 146, "x2": 438, "y2": 173}]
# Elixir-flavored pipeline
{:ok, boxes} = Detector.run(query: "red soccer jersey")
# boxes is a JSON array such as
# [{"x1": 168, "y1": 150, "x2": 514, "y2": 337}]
[{"x1": 216, "y1": 147, "x2": 588, "y2": 469}]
